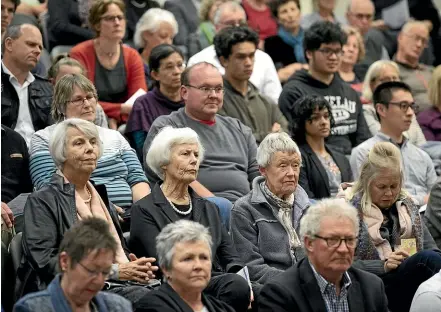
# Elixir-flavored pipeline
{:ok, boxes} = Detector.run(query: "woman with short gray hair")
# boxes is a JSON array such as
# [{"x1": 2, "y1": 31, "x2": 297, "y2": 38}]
[{"x1": 230, "y1": 132, "x2": 310, "y2": 285}]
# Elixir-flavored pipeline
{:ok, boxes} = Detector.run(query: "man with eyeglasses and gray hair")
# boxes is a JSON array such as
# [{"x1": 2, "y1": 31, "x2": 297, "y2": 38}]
[{"x1": 259, "y1": 198, "x2": 389, "y2": 312}]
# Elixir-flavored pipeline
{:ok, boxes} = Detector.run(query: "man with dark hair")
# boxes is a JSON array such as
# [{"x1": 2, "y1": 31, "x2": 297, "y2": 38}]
[
  {"x1": 214, "y1": 26, "x2": 288, "y2": 143},
  {"x1": 279, "y1": 20, "x2": 371, "y2": 155},
  {"x1": 350, "y1": 81, "x2": 437, "y2": 205},
  {"x1": 1, "y1": 23, "x2": 52, "y2": 146},
  {"x1": 1, "y1": 0, "x2": 19, "y2": 39}
]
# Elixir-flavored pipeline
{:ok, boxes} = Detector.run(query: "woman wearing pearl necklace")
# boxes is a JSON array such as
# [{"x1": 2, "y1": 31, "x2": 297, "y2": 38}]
[{"x1": 129, "y1": 126, "x2": 253, "y2": 312}]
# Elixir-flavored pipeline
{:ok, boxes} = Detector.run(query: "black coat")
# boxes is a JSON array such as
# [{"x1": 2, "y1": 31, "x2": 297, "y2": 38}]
[
  {"x1": 264, "y1": 35, "x2": 297, "y2": 70},
  {"x1": 17, "y1": 173, "x2": 128, "y2": 298},
  {"x1": 299, "y1": 144, "x2": 353, "y2": 199},
  {"x1": 137, "y1": 283, "x2": 235, "y2": 312},
  {"x1": 258, "y1": 257, "x2": 389, "y2": 312},
  {"x1": 129, "y1": 183, "x2": 244, "y2": 278}
]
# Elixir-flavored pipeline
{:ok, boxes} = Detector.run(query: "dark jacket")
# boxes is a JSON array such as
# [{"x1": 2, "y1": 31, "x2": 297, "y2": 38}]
[
  {"x1": 1, "y1": 68, "x2": 53, "y2": 132},
  {"x1": 264, "y1": 35, "x2": 298, "y2": 70},
  {"x1": 258, "y1": 257, "x2": 389, "y2": 312},
  {"x1": 299, "y1": 144, "x2": 353, "y2": 199},
  {"x1": 17, "y1": 173, "x2": 129, "y2": 298},
  {"x1": 164, "y1": 0, "x2": 199, "y2": 46},
  {"x1": 425, "y1": 178, "x2": 441, "y2": 248},
  {"x1": 137, "y1": 283, "x2": 234, "y2": 312},
  {"x1": 129, "y1": 183, "x2": 244, "y2": 278}
]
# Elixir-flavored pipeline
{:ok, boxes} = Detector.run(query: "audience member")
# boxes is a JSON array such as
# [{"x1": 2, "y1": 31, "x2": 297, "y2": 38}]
[
  {"x1": 29, "y1": 74, "x2": 149, "y2": 215},
  {"x1": 395, "y1": 21, "x2": 433, "y2": 113},
  {"x1": 143, "y1": 62, "x2": 260, "y2": 204},
  {"x1": 215, "y1": 26, "x2": 288, "y2": 143},
  {"x1": 187, "y1": 0, "x2": 228, "y2": 58},
  {"x1": 1, "y1": 24, "x2": 52, "y2": 146},
  {"x1": 241, "y1": 0, "x2": 277, "y2": 46},
  {"x1": 279, "y1": 21, "x2": 371, "y2": 155},
  {"x1": 410, "y1": 269, "x2": 441, "y2": 312},
  {"x1": 425, "y1": 178, "x2": 441, "y2": 248},
  {"x1": 1, "y1": 0, "x2": 19, "y2": 39},
  {"x1": 13, "y1": 218, "x2": 133, "y2": 312},
  {"x1": 258, "y1": 198, "x2": 389, "y2": 312},
  {"x1": 70, "y1": 0, "x2": 147, "y2": 129},
  {"x1": 264, "y1": 0, "x2": 308, "y2": 84},
  {"x1": 339, "y1": 26, "x2": 365, "y2": 93},
  {"x1": 18, "y1": 119, "x2": 158, "y2": 306},
  {"x1": 46, "y1": 0, "x2": 94, "y2": 50},
  {"x1": 1, "y1": 125, "x2": 32, "y2": 228},
  {"x1": 133, "y1": 8, "x2": 178, "y2": 90},
  {"x1": 164, "y1": 0, "x2": 199, "y2": 46},
  {"x1": 418, "y1": 65, "x2": 441, "y2": 141},
  {"x1": 290, "y1": 96, "x2": 352, "y2": 199},
  {"x1": 137, "y1": 221, "x2": 236, "y2": 312},
  {"x1": 47, "y1": 56, "x2": 108, "y2": 129},
  {"x1": 301, "y1": 0, "x2": 345, "y2": 30},
  {"x1": 125, "y1": 0, "x2": 160, "y2": 42},
  {"x1": 350, "y1": 81, "x2": 437, "y2": 205},
  {"x1": 188, "y1": 1, "x2": 282, "y2": 104},
  {"x1": 362, "y1": 60, "x2": 426, "y2": 146},
  {"x1": 230, "y1": 132, "x2": 310, "y2": 285},
  {"x1": 126, "y1": 44, "x2": 185, "y2": 159},
  {"x1": 131, "y1": 127, "x2": 251, "y2": 312},
  {"x1": 344, "y1": 142, "x2": 441, "y2": 312}
]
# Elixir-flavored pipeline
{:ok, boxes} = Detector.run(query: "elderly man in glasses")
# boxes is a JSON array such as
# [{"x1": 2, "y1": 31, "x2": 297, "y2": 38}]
[
  {"x1": 350, "y1": 81, "x2": 437, "y2": 206},
  {"x1": 259, "y1": 198, "x2": 389, "y2": 312}
]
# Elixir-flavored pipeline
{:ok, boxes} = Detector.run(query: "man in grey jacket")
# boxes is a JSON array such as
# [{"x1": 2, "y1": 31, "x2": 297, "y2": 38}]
[{"x1": 425, "y1": 178, "x2": 441, "y2": 249}]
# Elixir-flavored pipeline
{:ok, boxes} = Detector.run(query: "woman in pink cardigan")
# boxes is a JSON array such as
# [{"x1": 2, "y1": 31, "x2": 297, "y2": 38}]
[{"x1": 70, "y1": 0, "x2": 147, "y2": 129}]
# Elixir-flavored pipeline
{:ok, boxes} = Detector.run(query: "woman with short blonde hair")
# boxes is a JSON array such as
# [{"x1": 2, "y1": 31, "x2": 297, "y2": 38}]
[{"x1": 339, "y1": 25, "x2": 365, "y2": 93}]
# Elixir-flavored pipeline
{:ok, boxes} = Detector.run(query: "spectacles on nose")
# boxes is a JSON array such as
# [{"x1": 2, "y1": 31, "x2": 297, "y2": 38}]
[
  {"x1": 220, "y1": 20, "x2": 247, "y2": 27},
  {"x1": 387, "y1": 101, "x2": 418, "y2": 112},
  {"x1": 314, "y1": 235, "x2": 359, "y2": 248},
  {"x1": 316, "y1": 48, "x2": 343, "y2": 57},
  {"x1": 78, "y1": 262, "x2": 112, "y2": 279},
  {"x1": 101, "y1": 15, "x2": 125, "y2": 23},
  {"x1": 67, "y1": 95, "x2": 97, "y2": 107},
  {"x1": 185, "y1": 85, "x2": 225, "y2": 95},
  {"x1": 403, "y1": 33, "x2": 429, "y2": 47}
]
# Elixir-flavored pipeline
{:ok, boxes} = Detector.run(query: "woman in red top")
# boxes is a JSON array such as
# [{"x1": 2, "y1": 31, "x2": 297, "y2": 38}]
[
  {"x1": 242, "y1": 0, "x2": 278, "y2": 48},
  {"x1": 70, "y1": 0, "x2": 147, "y2": 129}
]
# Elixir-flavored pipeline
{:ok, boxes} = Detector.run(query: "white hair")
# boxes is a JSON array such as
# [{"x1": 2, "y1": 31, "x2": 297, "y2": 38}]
[
  {"x1": 146, "y1": 126, "x2": 205, "y2": 180},
  {"x1": 134, "y1": 8, "x2": 179, "y2": 48},
  {"x1": 299, "y1": 198, "x2": 360, "y2": 242},
  {"x1": 256, "y1": 132, "x2": 301, "y2": 168},
  {"x1": 156, "y1": 220, "x2": 213, "y2": 272},
  {"x1": 49, "y1": 118, "x2": 103, "y2": 169},
  {"x1": 362, "y1": 60, "x2": 400, "y2": 101},
  {"x1": 213, "y1": 1, "x2": 245, "y2": 26}
]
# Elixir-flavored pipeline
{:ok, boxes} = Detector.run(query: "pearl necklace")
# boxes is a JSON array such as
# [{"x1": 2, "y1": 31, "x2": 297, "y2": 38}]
[
  {"x1": 161, "y1": 185, "x2": 192, "y2": 215},
  {"x1": 83, "y1": 187, "x2": 92, "y2": 204}
]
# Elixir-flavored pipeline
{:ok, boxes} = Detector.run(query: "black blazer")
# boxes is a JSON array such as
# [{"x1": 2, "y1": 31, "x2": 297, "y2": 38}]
[
  {"x1": 137, "y1": 283, "x2": 235, "y2": 312},
  {"x1": 129, "y1": 183, "x2": 244, "y2": 278},
  {"x1": 264, "y1": 35, "x2": 297, "y2": 70},
  {"x1": 299, "y1": 144, "x2": 353, "y2": 199},
  {"x1": 258, "y1": 258, "x2": 389, "y2": 312}
]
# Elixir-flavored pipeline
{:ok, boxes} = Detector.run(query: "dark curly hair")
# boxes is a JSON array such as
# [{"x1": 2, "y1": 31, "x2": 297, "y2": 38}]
[
  {"x1": 213, "y1": 26, "x2": 259, "y2": 60},
  {"x1": 290, "y1": 95, "x2": 335, "y2": 145},
  {"x1": 304, "y1": 21, "x2": 347, "y2": 56},
  {"x1": 268, "y1": 0, "x2": 301, "y2": 19}
]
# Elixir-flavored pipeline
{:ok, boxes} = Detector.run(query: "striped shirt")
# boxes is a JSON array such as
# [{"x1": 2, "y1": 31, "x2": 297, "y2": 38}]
[
  {"x1": 29, "y1": 124, "x2": 148, "y2": 208},
  {"x1": 310, "y1": 263, "x2": 352, "y2": 312}
]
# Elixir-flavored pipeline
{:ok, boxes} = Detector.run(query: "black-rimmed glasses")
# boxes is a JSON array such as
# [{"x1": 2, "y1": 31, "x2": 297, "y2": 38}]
[
  {"x1": 78, "y1": 262, "x2": 112, "y2": 279},
  {"x1": 314, "y1": 235, "x2": 358, "y2": 248},
  {"x1": 185, "y1": 85, "x2": 225, "y2": 95},
  {"x1": 387, "y1": 101, "x2": 419, "y2": 112}
]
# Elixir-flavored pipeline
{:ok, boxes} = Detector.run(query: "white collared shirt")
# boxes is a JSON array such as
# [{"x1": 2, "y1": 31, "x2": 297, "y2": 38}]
[{"x1": 2, "y1": 61, "x2": 36, "y2": 146}]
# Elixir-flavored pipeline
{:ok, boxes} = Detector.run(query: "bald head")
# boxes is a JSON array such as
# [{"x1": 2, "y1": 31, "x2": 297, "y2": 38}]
[{"x1": 346, "y1": 0, "x2": 374, "y2": 35}]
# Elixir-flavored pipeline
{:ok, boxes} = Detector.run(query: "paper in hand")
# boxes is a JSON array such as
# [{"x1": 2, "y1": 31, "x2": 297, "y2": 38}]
[
  {"x1": 236, "y1": 266, "x2": 252, "y2": 288},
  {"x1": 400, "y1": 238, "x2": 417, "y2": 256}
]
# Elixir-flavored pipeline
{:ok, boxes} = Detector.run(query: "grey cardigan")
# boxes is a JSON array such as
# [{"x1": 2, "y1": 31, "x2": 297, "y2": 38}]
[{"x1": 230, "y1": 176, "x2": 310, "y2": 285}]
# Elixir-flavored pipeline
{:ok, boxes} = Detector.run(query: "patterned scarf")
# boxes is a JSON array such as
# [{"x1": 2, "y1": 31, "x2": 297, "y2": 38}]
[
  {"x1": 260, "y1": 182, "x2": 301, "y2": 249},
  {"x1": 277, "y1": 26, "x2": 306, "y2": 64}
]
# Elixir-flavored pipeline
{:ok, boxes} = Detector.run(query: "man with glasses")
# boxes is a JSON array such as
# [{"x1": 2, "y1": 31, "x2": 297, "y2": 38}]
[
  {"x1": 279, "y1": 20, "x2": 371, "y2": 155},
  {"x1": 259, "y1": 198, "x2": 388, "y2": 312},
  {"x1": 395, "y1": 21, "x2": 434, "y2": 113},
  {"x1": 188, "y1": 1, "x2": 282, "y2": 104},
  {"x1": 351, "y1": 81, "x2": 437, "y2": 206}
]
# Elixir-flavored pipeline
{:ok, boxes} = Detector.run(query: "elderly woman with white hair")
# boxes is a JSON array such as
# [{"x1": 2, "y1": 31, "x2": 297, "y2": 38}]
[
  {"x1": 19, "y1": 118, "x2": 159, "y2": 308},
  {"x1": 136, "y1": 220, "x2": 236, "y2": 312},
  {"x1": 230, "y1": 132, "x2": 310, "y2": 286},
  {"x1": 361, "y1": 60, "x2": 426, "y2": 146},
  {"x1": 134, "y1": 8, "x2": 179, "y2": 90},
  {"x1": 130, "y1": 126, "x2": 252, "y2": 312}
]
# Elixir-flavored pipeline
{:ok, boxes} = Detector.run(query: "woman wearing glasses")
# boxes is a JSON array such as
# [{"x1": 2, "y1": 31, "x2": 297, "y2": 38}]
[
  {"x1": 29, "y1": 74, "x2": 149, "y2": 227},
  {"x1": 70, "y1": 0, "x2": 147, "y2": 130},
  {"x1": 340, "y1": 142, "x2": 441, "y2": 312}
]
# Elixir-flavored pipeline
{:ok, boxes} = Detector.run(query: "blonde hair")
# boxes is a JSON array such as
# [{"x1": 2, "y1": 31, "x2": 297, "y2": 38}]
[
  {"x1": 342, "y1": 25, "x2": 365, "y2": 62},
  {"x1": 348, "y1": 142, "x2": 407, "y2": 215},
  {"x1": 199, "y1": 0, "x2": 229, "y2": 21},
  {"x1": 428, "y1": 65, "x2": 441, "y2": 109},
  {"x1": 362, "y1": 60, "x2": 400, "y2": 101},
  {"x1": 88, "y1": 0, "x2": 126, "y2": 36}
]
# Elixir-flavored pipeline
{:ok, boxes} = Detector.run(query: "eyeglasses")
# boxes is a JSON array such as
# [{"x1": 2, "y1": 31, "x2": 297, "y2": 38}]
[
  {"x1": 403, "y1": 33, "x2": 429, "y2": 47},
  {"x1": 78, "y1": 262, "x2": 112, "y2": 279},
  {"x1": 101, "y1": 15, "x2": 125, "y2": 23},
  {"x1": 67, "y1": 95, "x2": 97, "y2": 107},
  {"x1": 219, "y1": 20, "x2": 247, "y2": 27},
  {"x1": 314, "y1": 235, "x2": 359, "y2": 248},
  {"x1": 185, "y1": 85, "x2": 225, "y2": 95},
  {"x1": 387, "y1": 101, "x2": 419, "y2": 112},
  {"x1": 316, "y1": 48, "x2": 343, "y2": 57}
]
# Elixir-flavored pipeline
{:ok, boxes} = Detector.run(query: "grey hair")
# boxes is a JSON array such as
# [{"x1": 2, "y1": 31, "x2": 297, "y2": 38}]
[
  {"x1": 2, "y1": 24, "x2": 24, "y2": 54},
  {"x1": 146, "y1": 126, "x2": 205, "y2": 180},
  {"x1": 256, "y1": 132, "x2": 301, "y2": 168},
  {"x1": 156, "y1": 220, "x2": 213, "y2": 272},
  {"x1": 49, "y1": 118, "x2": 103, "y2": 169},
  {"x1": 299, "y1": 198, "x2": 360, "y2": 242},
  {"x1": 134, "y1": 8, "x2": 178, "y2": 48},
  {"x1": 362, "y1": 60, "x2": 400, "y2": 101},
  {"x1": 213, "y1": 1, "x2": 245, "y2": 26}
]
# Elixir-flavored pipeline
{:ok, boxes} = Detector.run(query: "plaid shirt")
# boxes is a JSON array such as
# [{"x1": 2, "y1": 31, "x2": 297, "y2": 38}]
[{"x1": 310, "y1": 263, "x2": 352, "y2": 312}]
